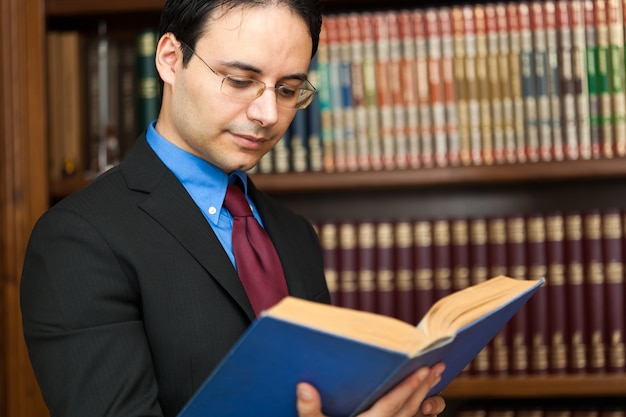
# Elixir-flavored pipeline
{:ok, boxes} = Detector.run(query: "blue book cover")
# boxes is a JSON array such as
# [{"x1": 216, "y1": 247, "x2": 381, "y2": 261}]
[{"x1": 178, "y1": 276, "x2": 545, "y2": 417}]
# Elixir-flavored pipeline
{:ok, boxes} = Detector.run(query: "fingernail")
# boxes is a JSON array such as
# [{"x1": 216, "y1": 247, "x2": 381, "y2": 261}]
[
  {"x1": 298, "y1": 384, "x2": 314, "y2": 401},
  {"x1": 417, "y1": 368, "x2": 430, "y2": 381}
]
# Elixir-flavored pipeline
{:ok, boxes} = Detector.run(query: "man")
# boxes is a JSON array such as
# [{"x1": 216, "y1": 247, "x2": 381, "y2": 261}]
[{"x1": 21, "y1": 0, "x2": 446, "y2": 416}]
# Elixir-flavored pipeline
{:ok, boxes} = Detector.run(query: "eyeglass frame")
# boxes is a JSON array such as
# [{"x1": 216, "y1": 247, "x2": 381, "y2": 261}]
[{"x1": 179, "y1": 41, "x2": 317, "y2": 109}]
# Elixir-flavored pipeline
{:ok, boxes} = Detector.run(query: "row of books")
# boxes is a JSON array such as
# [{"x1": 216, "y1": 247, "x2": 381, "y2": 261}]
[
  {"x1": 46, "y1": 24, "x2": 160, "y2": 181},
  {"x1": 312, "y1": 209, "x2": 625, "y2": 376},
  {"x1": 450, "y1": 403, "x2": 625, "y2": 417},
  {"x1": 253, "y1": 0, "x2": 626, "y2": 174}
]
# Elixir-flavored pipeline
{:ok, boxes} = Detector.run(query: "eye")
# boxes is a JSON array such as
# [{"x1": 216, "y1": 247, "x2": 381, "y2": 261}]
[
  {"x1": 276, "y1": 85, "x2": 298, "y2": 99},
  {"x1": 224, "y1": 76, "x2": 258, "y2": 89}
]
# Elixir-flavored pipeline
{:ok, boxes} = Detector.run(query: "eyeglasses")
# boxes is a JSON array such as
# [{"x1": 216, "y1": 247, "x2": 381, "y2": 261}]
[{"x1": 180, "y1": 42, "x2": 317, "y2": 109}]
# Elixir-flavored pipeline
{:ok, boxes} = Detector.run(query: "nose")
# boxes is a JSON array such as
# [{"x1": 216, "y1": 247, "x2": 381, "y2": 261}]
[{"x1": 246, "y1": 88, "x2": 280, "y2": 127}]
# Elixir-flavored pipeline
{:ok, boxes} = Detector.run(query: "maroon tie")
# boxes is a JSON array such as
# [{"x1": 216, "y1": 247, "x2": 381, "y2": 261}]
[{"x1": 223, "y1": 183, "x2": 288, "y2": 316}]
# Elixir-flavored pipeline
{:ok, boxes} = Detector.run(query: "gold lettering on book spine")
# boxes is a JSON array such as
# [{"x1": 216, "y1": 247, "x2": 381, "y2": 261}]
[
  {"x1": 321, "y1": 224, "x2": 338, "y2": 293},
  {"x1": 358, "y1": 223, "x2": 376, "y2": 292},
  {"x1": 395, "y1": 222, "x2": 414, "y2": 292},
  {"x1": 414, "y1": 221, "x2": 433, "y2": 290},
  {"x1": 340, "y1": 224, "x2": 358, "y2": 293},
  {"x1": 377, "y1": 223, "x2": 394, "y2": 292}
]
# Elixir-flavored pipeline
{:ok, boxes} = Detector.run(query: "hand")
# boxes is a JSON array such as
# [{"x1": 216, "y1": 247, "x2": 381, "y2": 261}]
[{"x1": 296, "y1": 363, "x2": 446, "y2": 417}]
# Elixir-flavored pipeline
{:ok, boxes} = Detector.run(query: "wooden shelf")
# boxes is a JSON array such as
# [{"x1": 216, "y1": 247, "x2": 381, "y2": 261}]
[
  {"x1": 443, "y1": 374, "x2": 626, "y2": 398},
  {"x1": 50, "y1": 158, "x2": 626, "y2": 200},
  {"x1": 46, "y1": 0, "x2": 165, "y2": 16}
]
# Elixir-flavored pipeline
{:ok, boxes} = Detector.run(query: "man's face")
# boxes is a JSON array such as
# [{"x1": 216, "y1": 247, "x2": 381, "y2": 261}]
[{"x1": 155, "y1": 4, "x2": 313, "y2": 173}]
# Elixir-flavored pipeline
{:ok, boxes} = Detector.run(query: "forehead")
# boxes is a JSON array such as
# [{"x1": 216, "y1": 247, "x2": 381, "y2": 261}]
[{"x1": 197, "y1": 4, "x2": 313, "y2": 73}]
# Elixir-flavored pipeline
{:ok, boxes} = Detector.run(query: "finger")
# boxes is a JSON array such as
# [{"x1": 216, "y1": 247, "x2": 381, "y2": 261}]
[
  {"x1": 401, "y1": 363, "x2": 446, "y2": 415},
  {"x1": 419, "y1": 395, "x2": 447, "y2": 416},
  {"x1": 296, "y1": 382, "x2": 326, "y2": 417}
]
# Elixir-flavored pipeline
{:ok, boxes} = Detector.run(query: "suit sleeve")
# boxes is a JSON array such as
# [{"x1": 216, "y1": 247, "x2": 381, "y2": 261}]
[{"x1": 20, "y1": 206, "x2": 164, "y2": 417}]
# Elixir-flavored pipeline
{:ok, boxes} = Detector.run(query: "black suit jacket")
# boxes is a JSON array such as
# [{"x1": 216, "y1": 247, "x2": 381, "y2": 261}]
[{"x1": 20, "y1": 135, "x2": 330, "y2": 417}]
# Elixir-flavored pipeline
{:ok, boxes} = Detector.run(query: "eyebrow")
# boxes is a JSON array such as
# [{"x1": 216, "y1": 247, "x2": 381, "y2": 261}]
[{"x1": 217, "y1": 60, "x2": 309, "y2": 82}]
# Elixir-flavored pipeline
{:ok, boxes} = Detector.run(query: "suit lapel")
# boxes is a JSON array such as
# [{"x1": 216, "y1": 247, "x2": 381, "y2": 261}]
[{"x1": 121, "y1": 136, "x2": 256, "y2": 320}]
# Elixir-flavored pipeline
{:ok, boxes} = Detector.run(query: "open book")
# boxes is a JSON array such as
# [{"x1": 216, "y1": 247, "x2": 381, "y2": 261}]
[{"x1": 178, "y1": 275, "x2": 545, "y2": 417}]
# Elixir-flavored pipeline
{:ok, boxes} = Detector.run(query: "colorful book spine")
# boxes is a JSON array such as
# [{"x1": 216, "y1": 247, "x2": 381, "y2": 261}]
[
  {"x1": 326, "y1": 16, "x2": 347, "y2": 172},
  {"x1": 426, "y1": 9, "x2": 449, "y2": 168},
  {"x1": 607, "y1": 0, "x2": 626, "y2": 157},
  {"x1": 306, "y1": 56, "x2": 324, "y2": 172},
  {"x1": 357, "y1": 221, "x2": 377, "y2": 313},
  {"x1": 337, "y1": 15, "x2": 358, "y2": 171},
  {"x1": 398, "y1": 10, "x2": 422, "y2": 169},
  {"x1": 485, "y1": 4, "x2": 505, "y2": 164},
  {"x1": 439, "y1": 8, "x2": 460, "y2": 167},
  {"x1": 571, "y1": 0, "x2": 592, "y2": 159},
  {"x1": 507, "y1": 4, "x2": 527, "y2": 163},
  {"x1": 289, "y1": 109, "x2": 308, "y2": 173},
  {"x1": 544, "y1": 212, "x2": 569, "y2": 374},
  {"x1": 387, "y1": 12, "x2": 409, "y2": 170},
  {"x1": 496, "y1": 4, "x2": 517, "y2": 164},
  {"x1": 585, "y1": 0, "x2": 604, "y2": 158},
  {"x1": 474, "y1": 5, "x2": 494, "y2": 165},
  {"x1": 595, "y1": 0, "x2": 614, "y2": 158},
  {"x1": 463, "y1": 6, "x2": 483, "y2": 165},
  {"x1": 544, "y1": 1, "x2": 564, "y2": 161},
  {"x1": 317, "y1": 19, "x2": 335, "y2": 172},
  {"x1": 519, "y1": 2, "x2": 540, "y2": 163},
  {"x1": 451, "y1": 7, "x2": 472, "y2": 166},
  {"x1": 373, "y1": 13, "x2": 396, "y2": 170},
  {"x1": 556, "y1": 0, "x2": 580, "y2": 161},
  {"x1": 414, "y1": 10, "x2": 435, "y2": 167}
]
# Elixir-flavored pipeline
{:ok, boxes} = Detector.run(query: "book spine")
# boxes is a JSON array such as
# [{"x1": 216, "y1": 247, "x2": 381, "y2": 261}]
[
  {"x1": 451, "y1": 218, "x2": 471, "y2": 292},
  {"x1": 545, "y1": 212, "x2": 569, "y2": 374},
  {"x1": 571, "y1": 0, "x2": 592, "y2": 159},
  {"x1": 463, "y1": 6, "x2": 483, "y2": 165},
  {"x1": 414, "y1": 10, "x2": 435, "y2": 168},
  {"x1": 306, "y1": 56, "x2": 324, "y2": 172},
  {"x1": 519, "y1": 2, "x2": 540, "y2": 163},
  {"x1": 468, "y1": 217, "x2": 490, "y2": 375},
  {"x1": 556, "y1": 0, "x2": 580, "y2": 162},
  {"x1": 135, "y1": 28, "x2": 160, "y2": 136},
  {"x1": 564, "y1": 212, "x2": 588, "y2": 373},
  {"x1": 360, "y1": 13, "x2": 384, "y2": 171},
  {"x1": 337, "y1": 14, "x2": 358, "y2": 172},
  {"x1": 414, "y1": 220, "x2": 434, "y2": 322},
  {"x1": 426, "y1": 9, "x2": 449, "y2": 168},
  {"x1": 545, "y1": 1, "x2": 565, "y2": 161},
  {"x1": 526, "y1": 213, "x2": 550, "y2": 375},
  {"x1": 506, "y1": 215, "x2": 530, "y2": 375},
  {"x1": 608, "y1": 0, "x2": 626, "y2": 157},
  {"x1": 338, "y1": 221, "x2": 359, "y2": 310},
  {"x1": 398, "y1": 10, "x2": 422, "y2": 169},
  {"x1": 376, "y1": 221, "x2": 396, "y2": 317},
  {"x1": 395, "y1": 220, "x2": 415, "y2": 324},
  {"x1": 357, "y1": 221, "x2": 377, "y2": 313},
  {"x1": 373, "y1": 13, "x2": 396, "y2": 170},
  {"x1": 474, "y1": 5, "x2": 494, "y2": 166},
  {"x1": 433, "y1": 219, "x2": 452, "y2": 302},
  {"x1": 346, "y1": 13, "x2": 370, "y2": 172},
  {"x1": 488, "y1": 217, "x2": 509, "y2": 375},
  {"x1": 495, "y1": 4, "x2": 516, "y2": 164},
  {"x1": 317, "y1": 19, "x2": 335, "y2": 172},
  {"x1": 585, "y1": 0, "x2": 604, "y2": 158},
  {"x1": 602, "y1": 209, "x2": 625, "y2": 372},
  {"x1": 290, "y1": 107, "x2": 308, "y2": 173},
  {"x1": 582, "y1": 210, "x2": 607, "y2": 373},
  {"x1": 485, "y1": 4, "x2": 505, "y2": 165},
  {"x1": 387, "y1": 12, "x2": 409, "y2": 170},
  {"x1": 326, "y1": 16, "x2": 347, "y2": 172},
  {"x1": 451, "y1": 7, "x2": 472, "y2": 166},
  {"x1": 595, "y1": 0, "x2": 614, "y2": 159},
  {"x1": 507, "y1": 4, "x2": 528, "y2": 163},
  {"x1": 440, "y1": 8, "x2": 460, "y2": 167},
  {"x1": 319, "y1": 221, "x2": 340, "y2": 306}
]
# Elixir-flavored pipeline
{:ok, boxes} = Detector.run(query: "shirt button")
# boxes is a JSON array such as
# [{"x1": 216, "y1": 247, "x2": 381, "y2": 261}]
[{"x1": 208, "y1": 206, "x2": 217, "y2": 215}]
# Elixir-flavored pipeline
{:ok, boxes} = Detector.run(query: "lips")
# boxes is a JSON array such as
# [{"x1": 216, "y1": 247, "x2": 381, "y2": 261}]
[{"x1": 231, "y1": 132, "x2": 270, "y2": 150}]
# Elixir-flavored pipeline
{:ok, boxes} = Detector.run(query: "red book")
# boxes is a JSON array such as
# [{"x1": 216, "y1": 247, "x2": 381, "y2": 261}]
[
  {"x1": 582, "y1": 209, "x2": 607, "y2": 373},
  {"x1": 338, "y1": 221, "x2": 359, "y2": 310},
  {"x1": 413, "y1": 219, "x2": 434, "y2": 323},
  {"x1": 601, "y1": 209, "x2": 625, "y2": 373},
  {"x1": 386, "y1": 12, "x2": 408, "y2": 170},
  {"x1": 394, "y1": 220, "x2": 415, "y2": 324},
  {"x1": 319, "y1": 220, "x2": 340, "y2": 306},
  {"x1": 544, "y1": 212, "x2": 569, "y2": 374},
  {"x1": 439, "y1": 8, "x2": 460, "y2": 167},
  {"x1": 426, "y1": 9, "x2": 448, "y2": 168},
  {"x1": 357, "y1": 221, "x2": 377, "y2": 314},
  {"x1": 506, "y1": 3, "x2": 527, "y2": 164},
  {"x1": 375, "y1": 221, "x2": 396, "y2": 317},
  {"x1": 373, "y1": 13, "x2": 396, "y2": 170},
  {"x1": 485, "y1": 4, "x2": 506, "y2": 165},
  {"x1": 506, "y1": 215, "x2": 530, "y2": 375},
  {"x1": 413, "y1": 10, "x2": 434, "y2": 167},
  {"x1": 525, "y1": 213, "x2": 549, "y2": 375},
  {"x1": 487, "y1": 217, "x2": 509, "y2": 375},
  {"x1": 563, "y1": 212, "x2": 588, "y2": 373}
]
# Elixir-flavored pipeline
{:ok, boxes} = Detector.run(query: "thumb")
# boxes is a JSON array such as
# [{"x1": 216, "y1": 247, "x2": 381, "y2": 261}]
[{"x1": 296, "y1": 383, "x2": 325, "y2": 417}]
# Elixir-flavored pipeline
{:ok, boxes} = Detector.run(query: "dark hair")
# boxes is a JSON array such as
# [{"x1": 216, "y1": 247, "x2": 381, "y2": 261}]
[{"x1": 158, "y1": 0, "x2": 323, "y2": 61}]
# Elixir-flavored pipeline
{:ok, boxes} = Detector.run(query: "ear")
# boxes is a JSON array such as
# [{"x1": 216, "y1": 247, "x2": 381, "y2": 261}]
[{"x1": 155, "y1": 32, "x2": 182, "y2": 86}]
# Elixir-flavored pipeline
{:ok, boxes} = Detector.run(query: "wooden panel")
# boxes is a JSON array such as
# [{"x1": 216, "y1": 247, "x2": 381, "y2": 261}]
[{"x1": 0, "y1": 0, "x2": 50, "y2": 415}]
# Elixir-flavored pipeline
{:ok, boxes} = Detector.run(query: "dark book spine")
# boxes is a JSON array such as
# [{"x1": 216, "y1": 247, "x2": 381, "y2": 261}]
[
  {"x1": 135, "y1": 28, "x2": 160, "y2": 133},
  {"x1": 526, "y1": 213, "x2": 550, "y2": 375},
  {"x1": 583, "y1": 209, "x2": 607, "y2": 373},
  {"x1": 451, "y1": 218, "x2": 471, "y2": 292},
  {"x1": 413, "y1": 220, "x2": 434, "y2": 322},
  {"x1": 319, "y1": 221, "x2": 340, "y2": 306},
  {"x1": 395, "y1": 220, "x2": 415, "y2": 324},
  {"x1": 545, "y1": 212, "x2": 569, "y2": 374},
  {"x1": 564, "y1": 212, "x2": 588, "y2": 373},
  {"x1": 488, "y1": 217, "x2": 509, "y2": 375},
  {"x1": 357, "y1": 221, "x2": 377, "y2": 313},
  {"x1": 375, "y1": 221, "x2": 396, "y2": 317},
  {"x1": 338, "y1": 222, "x2": 359, "y2": 310},
  {"x1": 469, "y1": 217, "x2": 490, "y2": 375},
  {"x1": 507, "y1": 215, "x2": 530, "y2": 375},
  {"x1": 433, "y1": 219, "x2": 452, "y2": 301},
  {"x1": 602, "y1": 209, "x2": 625, "y2": 373}
]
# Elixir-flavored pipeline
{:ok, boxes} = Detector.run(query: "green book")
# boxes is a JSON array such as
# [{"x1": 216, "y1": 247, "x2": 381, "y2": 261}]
[{"x1": 135, "y1": 28, "x2": 161, "y2": 133}]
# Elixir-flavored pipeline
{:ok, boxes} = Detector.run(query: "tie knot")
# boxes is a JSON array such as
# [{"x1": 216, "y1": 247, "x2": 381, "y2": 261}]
[{"x1": 224, "y1": 184, "x2": 253, "y2": 218}]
